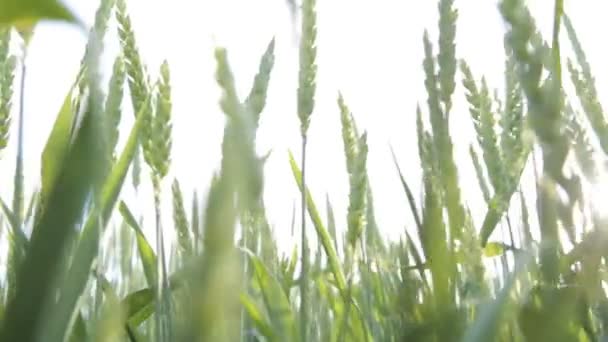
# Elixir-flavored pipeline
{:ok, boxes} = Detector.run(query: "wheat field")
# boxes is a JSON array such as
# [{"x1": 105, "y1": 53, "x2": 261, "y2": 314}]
[{"x1": 0, "y1": 0, "x2": 607, "y2": 341}]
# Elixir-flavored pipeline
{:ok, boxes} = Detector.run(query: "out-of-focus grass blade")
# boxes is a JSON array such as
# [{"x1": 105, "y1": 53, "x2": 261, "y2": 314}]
[
  {"x1": 551, "y1": 0, "x2": 563, "y2": 86},
  {"x1": 326, "y1": 195, "x2": 339, "y2": 254},
  {"x1": 389, "y1": 145, "x2": 422, "y2": 232},
  {"x1": 122, "y1": 288, "x2": 154, "y2": 328},
  {"x1": 404, "y1": 229, "x2": 429, "y2": 288},
  {"x1": 39, "y1": 73, "x2": 81, "y2": 206},
  {"x1": 244, "y1": 249, "x2": 295, "y2": 341},
  {"x1": 0, "y1": 72, "x2": 104, "y2": 342},
  {"x1": 24, "y1": 190, "x2": 38, "y2": 225},
  {"x1": 479, "y1": 197, "x2": 504, "y2": 247},
  {"x1": 0, "y1": 0, "x2": 82, "y2": 29},
  {"x1": 288, "y1": 150, "x2": 347, "y2": 297},
  {"x1": 483, "y1": 242, "x2": 506, "y2": 258},
  {"x1": 278, "y1": 245, "x2": 298, "y2": 294},
  {"x1": 518, "y1": 285, "x2": 591, "y2": 341},
  {"x1": 44, "y1": 94, "x2": 152, "y2": 342},
  {"x1": 462, "y1": 252, "x2": 533, "y2": 342},
  {"x1": 240, "y1": 293, "x2": 274, "y2": 340},
  {"x1": 389, "y1": 145, "x2": 429, "y2": 286},
  {"x1": 68, "y1": 313, "x2": 88, "y2": 342},
  {"x1": 120, "y1": 200, "x2": 158, "y2": 287},
  {"x1": 91, "y1": 273, "x2": 128, "y2": 342},
  {"x1": 0, "y1": 196, "x2": 26, "y2": 247},
  {"x1": 119, "y1": 252, "x2": 195, "y2": 330},
  {"x1": 3, "y1": 194, "x2": 27, "y2": 304},
  {"x1": 190, "y1": 192, "x2": 200, "y2": 254}
]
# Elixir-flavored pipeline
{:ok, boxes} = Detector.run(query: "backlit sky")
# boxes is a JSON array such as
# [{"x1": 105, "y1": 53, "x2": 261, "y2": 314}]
[{"x1": 1, "y1": 0, "x2": 607, "y2": 255}]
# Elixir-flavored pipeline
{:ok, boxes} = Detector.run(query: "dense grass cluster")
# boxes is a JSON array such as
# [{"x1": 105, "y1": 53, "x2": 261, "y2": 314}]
[{"x1": 0, "y1": 0, "x2": 608, "y2": 341}]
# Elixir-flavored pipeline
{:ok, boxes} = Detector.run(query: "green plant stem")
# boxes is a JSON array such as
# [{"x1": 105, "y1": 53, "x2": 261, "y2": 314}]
[
  {"x1": 300, "y1": 135, "x2": 308, "y2": 342},
  {"x1": 338, "y1": 245, "x2": 356, "y2": 342},
  {"x1": 12, "y1": 52, "x2": 25, "y2": 228},
  {"x1": 153, "y1": 175, "x2": 171, "y2": 341}
]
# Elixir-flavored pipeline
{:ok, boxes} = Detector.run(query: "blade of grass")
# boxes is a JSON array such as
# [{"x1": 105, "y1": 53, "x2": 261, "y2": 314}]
[
  {"x1": 0, "y1": 67, "x2": 105, "y2": 342},
  {"x1": 119, "y1": 200, "x2": 157, "y2": 287},
  {"x1": 240, "y1": 293, "x2": 274, "y2": 340},
  {"x1": 44, "y1": 90, "x2": 153, "y2": 342},
  {"x1": 288, "y1": 150, "x2": 347, "y2": 297},
  {"x1": 462, "y1": 252, "x2": 533, "y2": 341},
  {"x1": 243, "y1": 248, "x2": 295, "y2": 341}
]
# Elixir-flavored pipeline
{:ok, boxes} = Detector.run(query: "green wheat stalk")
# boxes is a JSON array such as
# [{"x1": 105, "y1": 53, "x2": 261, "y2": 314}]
[
  {"x1": 296, "y1": 0, "x2": 317, "y2": 340},
  {"x1": 145, "y1": 60, "x2": 173, "y2": 342}
]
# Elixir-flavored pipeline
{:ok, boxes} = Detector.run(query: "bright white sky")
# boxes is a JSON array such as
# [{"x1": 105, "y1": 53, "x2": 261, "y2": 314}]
[{"x1": 0, "y1": 0, "x2": 607, "y2": 256}]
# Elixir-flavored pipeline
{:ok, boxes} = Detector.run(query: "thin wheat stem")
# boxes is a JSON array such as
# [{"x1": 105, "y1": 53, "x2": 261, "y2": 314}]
[
  {"x1": 300, "y1": 135, "x2": 309, "y2": 342},
  {"x1": 153, "y1": 175, "x2": 171, "y2": 341},
  {"x1": 13, "y1": 52, "x2": 25, "y2": 228}
]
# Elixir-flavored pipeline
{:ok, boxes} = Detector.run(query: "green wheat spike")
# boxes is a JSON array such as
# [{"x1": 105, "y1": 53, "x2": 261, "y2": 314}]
[
  {"x1": 437, "y1": 0, "x2": 458, "y2": 116},
  {"x1": 338, "y1": 93, "x2": 382, "y2": 252},
  {"x1": 423, "y1": 31, "x2": 444, "y2": 143},
  {"x1": 338, "y1": 93, "x2": 360, "y2": 175},
  {"x1": 0, "y1": 29, "x2": 15, "y2": 153},
  {"x1": 116, "y1": 0, "x2": 150, "y2": 115},
  {"x1": 297, "y1": 0, "x2": 317, "y2": 136},
  {"x1": 245, "y1": 37, "x2": 275, "y2": 130},
  {"x1": 346, "y1": 133, "x2": 368, "y2": 250},
  {"x1": 460, "y1": 60, "x2": 506, "y2": 194},
  {"x1": 563, "y1": 14, "x2": 594, "y2": 91},
  {"x1": 116, "y1": 0, "x2": 150, "y2": 192},
  {"x1": 172, "y1": 178, "x2": 192, "y2": 258},
  {"x1": 500, "y1": 46, "x2": 524, "y2": 167},
  {"x1": 567, "y1": 59, "x2": 608, "y2": 154},
  {"x1": 152, "y1": 60, "x2": 173, "y2": 179},
  {"x1": 423, "y1": 28, "x2": 464, "y2": 241},
  {"x1": 105, "y1": 55, "x2": 125, "y2": 160}
]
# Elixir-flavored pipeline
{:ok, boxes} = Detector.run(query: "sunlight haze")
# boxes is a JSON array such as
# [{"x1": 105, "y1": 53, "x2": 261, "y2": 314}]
[{"x1": 1, "y1": 0, "x2": 606, "y2": 256}]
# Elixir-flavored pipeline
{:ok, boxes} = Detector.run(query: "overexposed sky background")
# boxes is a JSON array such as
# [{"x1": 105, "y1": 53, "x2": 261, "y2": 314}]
[{"x1": 1, "y1": 0, "x2": 607, "y2": 256}]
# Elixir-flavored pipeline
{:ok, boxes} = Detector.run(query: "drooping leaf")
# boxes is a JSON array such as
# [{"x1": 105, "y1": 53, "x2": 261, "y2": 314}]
[
  {"x1": 120, "y1": 200, "x2": 157, "y2": 288},
  {"x1": 122, "y1": 288, "x2": 154, "y2": 328},
  {"x1": 0, "y1": 0, "x2": 82, "y2": 34},
  {"x1": 119, "y1": 256, "x2": 197, "y2": 329}
]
